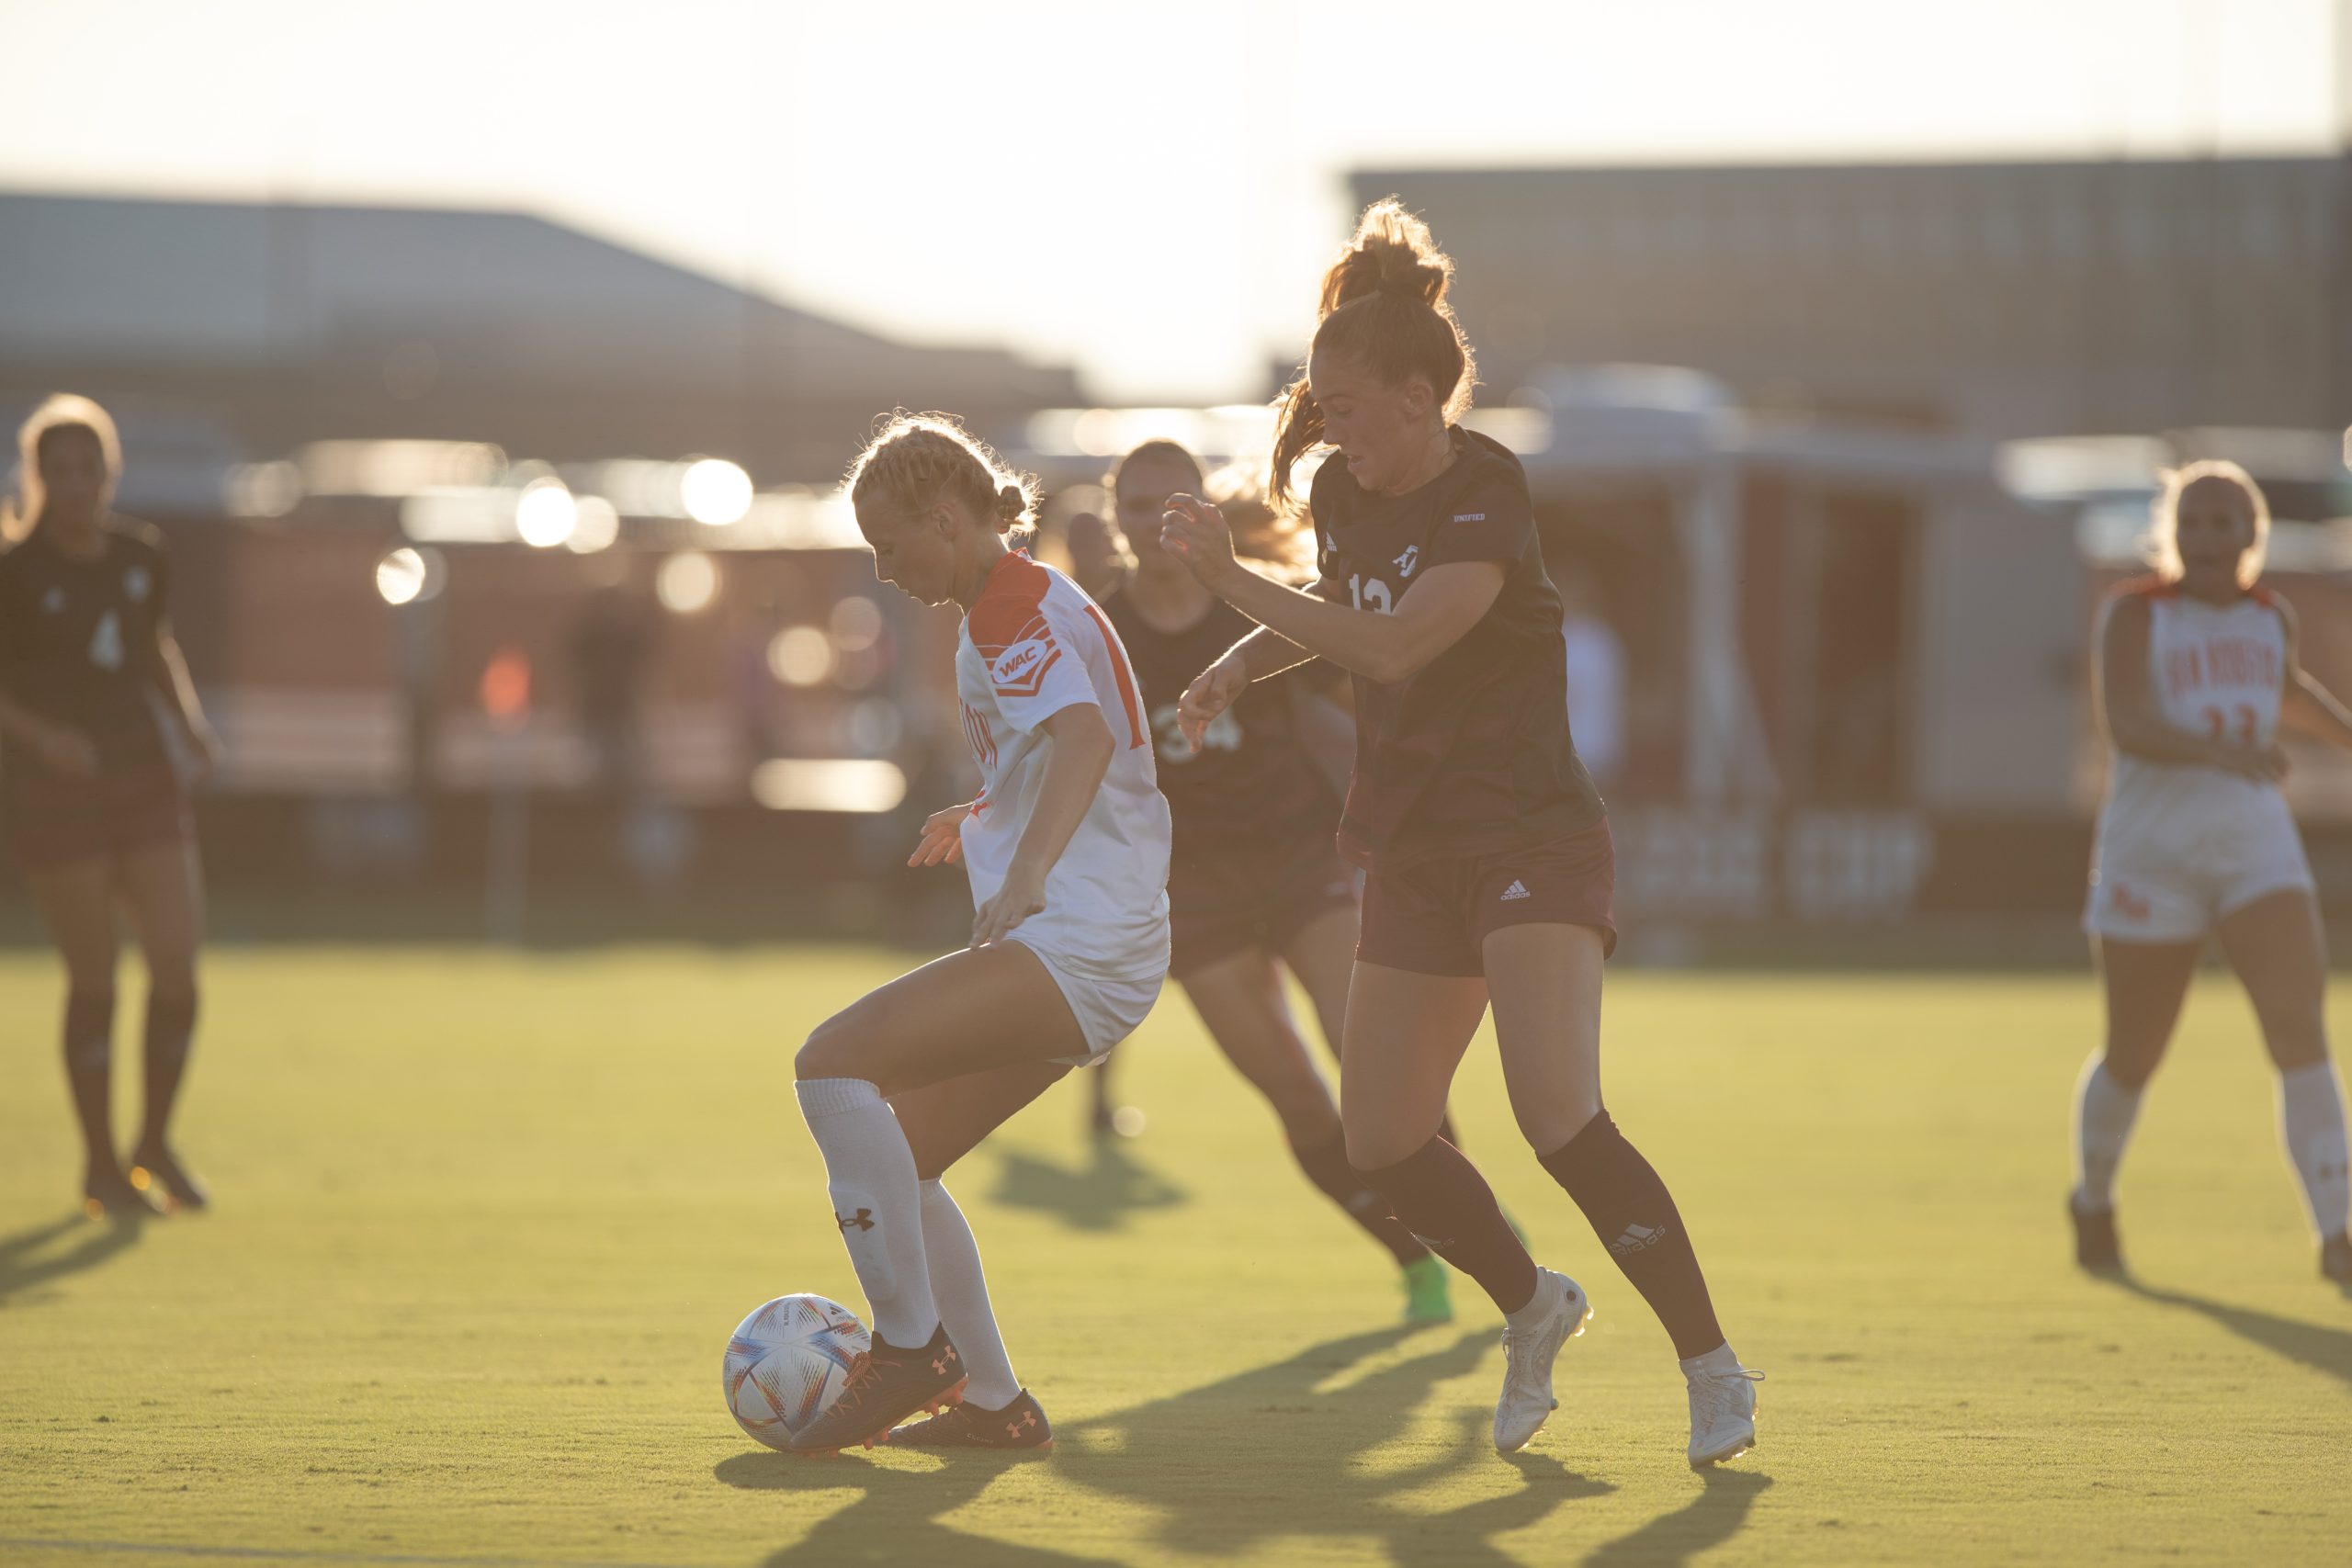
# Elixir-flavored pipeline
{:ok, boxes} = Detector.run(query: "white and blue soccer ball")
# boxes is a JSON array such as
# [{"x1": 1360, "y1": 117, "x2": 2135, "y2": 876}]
[{"x1": 722, "y1": 1293, "x2": 870, "y2": 1450}]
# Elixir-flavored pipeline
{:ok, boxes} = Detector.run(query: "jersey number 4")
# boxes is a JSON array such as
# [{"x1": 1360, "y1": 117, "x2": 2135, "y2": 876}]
[
  {"x1": 88, "y1": 610, "x2": 125, "y2": 671},
  {"x1": 1346, "y1": 574, "x2": 1395, "y2": 615},
  {"x1": 2201, "y1": 704, "x2": 2257, "y2": 746}
]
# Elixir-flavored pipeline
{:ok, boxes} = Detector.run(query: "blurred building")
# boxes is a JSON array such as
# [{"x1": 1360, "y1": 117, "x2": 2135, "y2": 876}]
[
  {"x1": 1353, "y1": 156, "x2": 2352, "y2": 440},
  {"x1": 0, "y1": 191, "x2": 1078, "y2": 484}
]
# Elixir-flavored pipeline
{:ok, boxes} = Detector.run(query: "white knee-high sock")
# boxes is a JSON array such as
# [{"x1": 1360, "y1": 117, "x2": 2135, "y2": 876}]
[
  {"x1": 795, "y1": 1078, "x2": 938, "y2": 1348},
  {"x1": 2074, "y1": 1057, "x2": 2143, "y2": 1213},
  {"x1": 2278, "y1": 1061, "x2": 2350, "y2": 1241},
  {"x1": 919, "y1": 1179, "x2": 1021, "y2": 1409}
]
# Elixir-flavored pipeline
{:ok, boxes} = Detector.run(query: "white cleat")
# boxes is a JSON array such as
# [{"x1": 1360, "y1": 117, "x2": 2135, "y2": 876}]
[
  {"x1": 1492, "y1": 1269, "x2": 1590, "y2": 1454},
  {"x1": 1684, "y1": 1360, "x2": 1764, "y2": 1468}
]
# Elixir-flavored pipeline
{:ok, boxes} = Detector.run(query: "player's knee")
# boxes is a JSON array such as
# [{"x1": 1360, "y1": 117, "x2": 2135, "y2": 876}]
[
  {"x1": 794, "y1": 1015, "x2": 862, "y2": 1081},
  {"x1": 1343, "y1": 1122, "x2": 1421, "y2": 1175}
]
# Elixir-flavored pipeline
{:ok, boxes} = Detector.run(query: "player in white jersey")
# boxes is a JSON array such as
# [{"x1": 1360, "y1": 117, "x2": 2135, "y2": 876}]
[
  {"x1": 2073, "y1": 461, "x2": 2352, "y2": 1284},
  {"x1": 789, "y1": 414, "x2": 1170, "y2": 1454}
]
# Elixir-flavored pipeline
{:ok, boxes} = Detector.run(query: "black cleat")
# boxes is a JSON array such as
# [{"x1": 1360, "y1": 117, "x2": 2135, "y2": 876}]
[
  {"x1": 128, "y1": 1141, "x2": 209, "y2": 1213},
  {"x1": 787, "y1": 1323, "x2": 966, "y2": 1454},
  {"x1": 2322, "y1": 1232, "x2": 2351, "y2": 1287},
  {"x1": 885, "y1": 1387, "x2": 1053, "y2": 1451},
  {"x1": 85, "y1": 1163, "x2": 164, "y2": 1222},
  {"x1": 2071, "y1": 1195, "x2": 2122, "y2": 1273}
]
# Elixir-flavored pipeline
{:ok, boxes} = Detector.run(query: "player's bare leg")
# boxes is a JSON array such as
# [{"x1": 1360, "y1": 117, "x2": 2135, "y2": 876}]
[
  {"x1": 2217, "y1": 890, "x2": 2349, "y2": 1279},
  {"x1": 26, "y1": 856, "x2": 156, "y2": 1220},
  {"x1": 2079, "y1": 936, "x2": 2202, "y2": 1270},
  {"x1": 1183, "y1": 941, "x2": 1445, "y2": 1317},
  {"x1": 119, "y1": 839, "x2": 208, "y2": 1211},
  {"x1": 790, "y1": 942, "x2": 1086, "y2": 1451},
  {"x1": 1487, "y1": 922, "x2": 1755, "y2": 1467}
]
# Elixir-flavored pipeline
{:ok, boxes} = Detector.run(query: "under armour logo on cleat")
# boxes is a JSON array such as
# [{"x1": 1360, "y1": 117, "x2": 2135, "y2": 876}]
[
  {"x1": 1610, "y1": 1223, "x2": 1668, "y2": 1255},
  {"x1": 836, "y1": 1209, "x2": 875, "y2": 1233},
  {"x1": 1499, "y1": 880, "x2": 1532, "y2": 902},
  {"x1": 933, "y1": 1348, "x2": 958, "y2": 1375}
]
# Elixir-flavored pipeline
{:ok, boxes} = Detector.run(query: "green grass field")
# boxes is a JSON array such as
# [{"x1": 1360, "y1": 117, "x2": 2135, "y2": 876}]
[{"x1": 3, "y1": 945, "x2": 2348, "y2": 1568}]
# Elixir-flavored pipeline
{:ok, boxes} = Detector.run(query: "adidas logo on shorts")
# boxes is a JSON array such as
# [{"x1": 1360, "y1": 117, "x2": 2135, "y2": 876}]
[{"x1": 1499, "y1": 880, "x2": 1532, "y2": 902}]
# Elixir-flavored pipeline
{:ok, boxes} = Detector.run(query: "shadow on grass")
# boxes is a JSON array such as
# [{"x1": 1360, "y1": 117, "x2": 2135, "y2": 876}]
[
  {"x1": 0, "y1": 1210, "x2": 143, "y2": 1310},
  {"x1": 2101, "y1": 1270, "x2": 2352, "y2": 1388},
  {"x1": 1580, "y1": 1468, "x2": 1774, "y2": 1567},
  {"x1": 719, "y1": 1325, "x2": 1611, "y2": 1565},
  {"x1": 988, "y1": 1138, "x2": 1188, "y2": 1234}
]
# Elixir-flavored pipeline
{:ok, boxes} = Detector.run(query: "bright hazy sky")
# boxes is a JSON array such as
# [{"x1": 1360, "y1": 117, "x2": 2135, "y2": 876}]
[{"x1": 1, "y1": 0, "x2": 2343, "y2": 402}]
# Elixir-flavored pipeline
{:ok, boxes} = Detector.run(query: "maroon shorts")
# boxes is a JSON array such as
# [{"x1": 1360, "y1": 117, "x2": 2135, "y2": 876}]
[
  {"x1": 6, "y1": 763, "x2": 194, "y2": 873},
  {"x1": 1356, "y1": 820, "x2": 1617, "y2": 977},
  {"x1": 1168, "y1": 830, "x2": 1359, "y2": 979}
]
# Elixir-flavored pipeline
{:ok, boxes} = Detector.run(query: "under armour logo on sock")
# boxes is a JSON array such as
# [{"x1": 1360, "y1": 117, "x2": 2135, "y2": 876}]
[
  {"x1": 835, "y1": 1209, "x2": 875, "y2": 1233},
  {"x1": 1610, "y1": 1222, "x2": 1668, "y2": 1255}
]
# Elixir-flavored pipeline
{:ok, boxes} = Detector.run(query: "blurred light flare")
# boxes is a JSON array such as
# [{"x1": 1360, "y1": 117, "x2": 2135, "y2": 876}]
[
  {"x1": 566, "y1": 495, "x2": 621, "y2": 553},
  {"x1": 375, "y1": 547, "x2": 428, "y2": 605},
  {"x1": 751, "y1": 758, "x2": 908, "y2": 814},
  {"x1": 682, "y1": 458, "x2": 753, "y2": 525},
  {"x1": 768, "y1": 626, "x2": 834, "y2": 687},
  {"x1": 514, "y1": 479, "x2": 579, "y2": 547},
  {"x1": 830, "y1": 596, "x2": 883, "y2": 652},
  {"x1": 658, "y1": 551, "x2": 718, "y2": 613}
]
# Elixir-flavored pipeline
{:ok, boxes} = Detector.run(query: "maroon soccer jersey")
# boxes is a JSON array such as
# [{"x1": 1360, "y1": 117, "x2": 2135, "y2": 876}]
[
  {"x1": 0, "y1": 519, "x2": 179, "y2": 775},
  {"x1": 1100, "y1": 586, "x2": 1339, "y2": 846},
  {"x1": 1309, "y1": 427, "x2": 1603, "y2": 863}
]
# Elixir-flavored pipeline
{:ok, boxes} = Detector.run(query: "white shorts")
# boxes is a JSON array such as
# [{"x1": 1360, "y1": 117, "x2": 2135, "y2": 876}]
[
  {"x1": 2086, "y1": 785, "x2": 2316, "y2": 944},
  {"x1": 1005, "y1": 910, "x2": 1168, "y2": 1066}
]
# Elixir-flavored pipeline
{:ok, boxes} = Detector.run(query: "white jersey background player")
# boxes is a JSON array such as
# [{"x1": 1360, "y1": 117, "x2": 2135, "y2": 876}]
[
  {"x1": 2071, "y1": 460, "x2": 2352, "y2": 1285},
  {"x1": 788, "y1": 414, "x2": 1170, "y2": 1456}
]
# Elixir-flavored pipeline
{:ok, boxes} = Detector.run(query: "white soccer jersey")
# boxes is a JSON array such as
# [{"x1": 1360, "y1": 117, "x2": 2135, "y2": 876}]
[
  {"x1": 2088, "y1": 578, "x2": 2312, "y2": 941},
  {"x1": 955, "y1": 551, "x2": 1170, "y2": 989}
]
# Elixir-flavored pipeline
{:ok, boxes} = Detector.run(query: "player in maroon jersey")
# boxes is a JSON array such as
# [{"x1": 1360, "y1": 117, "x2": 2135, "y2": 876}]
[
  {"x1": 1159, "y1": 201, "x2": 1759, "y2": 1467},
  {"x1": 0, "y1": 395, "x2": 219, "y2": 1219},
  {"x1": 1101, "y1": 438, "x2": 1453, "y2": 1322}
]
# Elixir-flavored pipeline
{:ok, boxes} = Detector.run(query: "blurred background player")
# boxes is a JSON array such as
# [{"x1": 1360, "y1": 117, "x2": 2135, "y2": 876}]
[
  {"x1": 1160, "y1": 200, "x2": 1759, "y2": 1468},
  {"x1": 789, "y1": 414, "x2": 1170, "y2": 1453},
  {"x1": 1100, "y1": 437, "x2": 1453, "y2": 1323},
  {"x1": 0, "y1": 394, "x2": 219, "y2": 1219},
  {"x1": 2073, "y1": 460, "x2": 2352, "y2": 1283}
]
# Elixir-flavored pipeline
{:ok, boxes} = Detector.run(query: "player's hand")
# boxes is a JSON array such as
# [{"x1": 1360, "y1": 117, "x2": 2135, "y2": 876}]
[
  {"x1": 1158, "y1": 493, "x2": 1240, "y2": 589},
  {"x1": 31, "y1": 723, "x2": 98, "y2": 779},
  {"x1": 1176, "y1": 653, "x2": 1248, "y2": 752},
  {"x1": 909, "y1": 802, "x2": 972, "y2": 867},
  {"x1": 971, "y1": 863, "x2": 1046, "y2": 948}
]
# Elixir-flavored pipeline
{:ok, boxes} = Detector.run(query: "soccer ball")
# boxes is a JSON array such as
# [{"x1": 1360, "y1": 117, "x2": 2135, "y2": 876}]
[{"x1": 722, "y1": 1294, "x2": 870, "y2": 1450}]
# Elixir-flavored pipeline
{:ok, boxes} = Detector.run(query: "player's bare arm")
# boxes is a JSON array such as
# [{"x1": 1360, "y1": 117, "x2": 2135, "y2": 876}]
[
  {"x1": 2098, "y1": 592, "x2": 2283, "y2": 781},
  {"x1": 150, "y1": 617, "x2": 220, "y2": 775},
  {"x1": 969, "y1": 700, "x2": 1115, "y2": 950},
  {"x1": 1159, "y1": 492, "x2": 1502, "y2": 686},
  {"x1": 2275, "y1": 595, "x2": 2352, "y2": 750}
]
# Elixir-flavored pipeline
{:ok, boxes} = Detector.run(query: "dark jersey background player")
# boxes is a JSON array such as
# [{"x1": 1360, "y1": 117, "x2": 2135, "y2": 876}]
[
  {"x1": 1102, "y1": 438, "x2": 1453, "y2": 1322},
  {"x1": 0, "y1": 394, "x2": 220, "y2": 1219},
  {"x1": 1160, "y1": 200, "x2": 1759, "y2": 1468}
]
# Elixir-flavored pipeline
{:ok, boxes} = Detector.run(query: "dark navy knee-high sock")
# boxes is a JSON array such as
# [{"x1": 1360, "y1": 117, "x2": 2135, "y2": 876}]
[
  {"x1": 62, "y1": 987, "x2": 118, "y2": 1169},
  {"x1": 140, "y1": 988, "x2": 198, "y2": 1145},
  {"x1": 1540, "y1": 1111, "x2": 1725, "y2": 1359},
  {"x1": 1358, "y1": 1135, "x2": 1535, "y2": 1313}
]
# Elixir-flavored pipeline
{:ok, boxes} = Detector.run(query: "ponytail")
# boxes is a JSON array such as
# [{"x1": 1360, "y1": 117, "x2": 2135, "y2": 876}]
[{"x1": 1267, "y1": 198, "x2": 1476, "y2": 517}]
